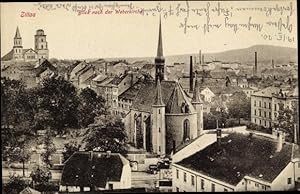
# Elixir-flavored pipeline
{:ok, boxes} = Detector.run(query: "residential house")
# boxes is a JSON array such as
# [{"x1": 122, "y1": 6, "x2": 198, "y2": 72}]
[
  {"x1": 59, "y1": 151, "x2": 131, "y2": 192},
  {"x1": 172, "y1": 131, "x2": 300, "y2": 192},
  {"x1": 251, "y1": 86, "x2": 298, "y2": 128}
]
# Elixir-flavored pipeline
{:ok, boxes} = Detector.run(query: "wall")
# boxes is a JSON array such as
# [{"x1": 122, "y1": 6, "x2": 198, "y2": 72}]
[
  {"x1": 172, "y1": 164, "x2": 235, "y2": 192},
  {"x1": 165, "y1": 113, "x2": 197, "y2": 154},
  {"x1": 271, "y1": 162, "x2": 295, "y2": 191}
]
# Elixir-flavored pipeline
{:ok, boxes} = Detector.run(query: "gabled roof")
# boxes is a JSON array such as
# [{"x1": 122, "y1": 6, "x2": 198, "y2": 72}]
[
  {"x1": 1, "y1": 49, "x2": 14, "y2": 61},
  {"x1": 61, "y1": 152, "x2": 127, "y2": 188},
  {"x1": 35, "y1": 59, "x2": 57, "y2": 76},
  {"x1": 177, "y1": 133, "x2": 293, "y2": 185},
  {"x1": 109, "y1": 73, "x2": 127, "y2": 85},
  {"x1": 23, "y1": 48, "x2": 37, "y2": 55},
  {"x1": 19, "y1": 187, "x2": 41, "y2": 194},
  {"x1": 252, "y1": 86, "x2": 279, "y2": 97}
]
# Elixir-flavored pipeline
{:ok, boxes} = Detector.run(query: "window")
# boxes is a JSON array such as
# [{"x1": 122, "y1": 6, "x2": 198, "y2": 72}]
[
  {"x1": 254, "y1": 109, "x2": 256, "y2": 115},
  {"x1": 201, "y1": 179, "x2": 204, "y2": 190},
  {"x1": 264, "y1": 121, "x2": 266, "y2": 127},
  {"x1": 224, "y1": 188, "x2": 228, "y2": 192},
  {"x1": 269, "y1": 112, "x2": 271, "y2": 118},
  {"x1": 259, "y1": 101, "x2": 261, "y2": 107},
  {"x1": 159, "y1": 146, "x2": 161, "y2": 152},
  {"x1": 259, "y1": 120, "x2": 261, "y2": 125},
  {"x1": 109, "y1": 183, "x2": 113, "y2": 190},
  {"x1": 158, "y1": 109, "x2": 160, "y2": 114},
  {"x1": 255, "y1": 183, "x2": 259, "y2": 187},
  {"x1": 254, "y1": 118, "x2": 256, "y2": 123},
  {"x1": 191, "y1": 175, "x2": 195, "y2": 186},
  {"x1": 259, "y1": 110, "x2": 261, "y2": 116},
  {"x1": 298, "y1": 163, "x2": 300, "y2": 168},
  {"x1": 211, "y1": 183, "x2": 215, "y2": 192},
  {"x1": 269, "y1": 103, "x2": 271, "y2": 109},
  {"x1": 264, "y1": 102, "x2": 266, "y2": 108},
  {"x1": 176, "y1": 169, "x2": 179, "y2": 179},
  {"x1": 254, "y1": 100, "x2": 256, "y2": 106},
  {"x1": 41, "y1": 45, "x2": 43, "y2": 49},
  {"x1": 287, "y1": 178, "x2": 292, "y2": 184},
  {"x1": 262, "y1": 185, "x2": 266, "y2": 190},
  {"x1": 264, "y1": 111, "x2": 266, "y2": 117},
  {"x1": 159, "y1": 128, "x2": 161, "y2": 133},
  {"x1": 183, "y1": 172, "x2": 187, "y2": 182},
  {"x1": 275, "y1": 104, "x2": 277, "y2": 111},
  {"x1": 176, "y1": 187, "x2": 179, "y2": 192},
  {"x1": 183, "y1": 119, "x2": 190, "y2": 142}
]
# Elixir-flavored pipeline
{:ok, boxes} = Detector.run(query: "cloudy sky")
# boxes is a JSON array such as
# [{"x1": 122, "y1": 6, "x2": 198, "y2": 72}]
[{"x1": 1, "y1": 1, "x2": 297, "y2": 59}]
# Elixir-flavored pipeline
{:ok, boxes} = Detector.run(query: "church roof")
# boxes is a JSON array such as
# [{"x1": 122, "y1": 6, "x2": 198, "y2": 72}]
[
  {"x1": 1, "y1": 49, "x2": 14, "y2": 61},
  {"x1": 131, "y1": 80, "x2": 176, "y2": 112},
  {"x1": 15, "y1": 26, "x2": 21, "y2": 38},
  {"x1": 156, "y1": 16, "x2": 163, "y2": 57},
  {"x1": 166, "y1": 81, "x2": 195, "y2": 114}
]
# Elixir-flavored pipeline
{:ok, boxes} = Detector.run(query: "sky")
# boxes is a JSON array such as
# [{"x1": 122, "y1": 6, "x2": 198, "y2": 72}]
[{"x1": 1, "y1": 1, "x2": 297, "y2": 59}]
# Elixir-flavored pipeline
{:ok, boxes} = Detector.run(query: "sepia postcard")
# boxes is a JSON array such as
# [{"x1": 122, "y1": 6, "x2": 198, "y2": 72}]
[{"x1": 1, "y1": 0, "x2": 299, "y2": 193}]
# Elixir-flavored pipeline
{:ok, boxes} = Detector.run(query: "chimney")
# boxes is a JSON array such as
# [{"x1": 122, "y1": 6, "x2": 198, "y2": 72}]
[
  {"x1": 202, "y1": 55, "x2": 205, "y2": 67},
  {"x1": 276, "y1": 131, "x2": 284, "y2": 152},
  {"x1": 105, "y1": 62, "x2": 108, "y2": 75},
  {"x1": 189, "y1": 56, "x2": 193, "y2": 92},
  {"x1": 272, "y1": 59, "x2": 274, "y2": 69},
  {"x1": 199, "y1": 50, "x2": 202, "y2": 65},
  {"x1": 89, "y1": 151, "x2": 93, "y2": 161},
  {"x1": 106, "y1": 150, "x2": 111, "y2": 158},
  {"x1": 254, "y1": 52, "x2": 257, "y2": 75}
]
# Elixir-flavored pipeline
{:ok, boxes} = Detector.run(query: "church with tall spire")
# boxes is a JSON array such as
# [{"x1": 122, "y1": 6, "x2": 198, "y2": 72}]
[
  {"x1": 123, "y1": 18, "x2": 204, "y2": 156},
  {"x1": 1, "y1": 26, "x2": 49, "y2": 62}
]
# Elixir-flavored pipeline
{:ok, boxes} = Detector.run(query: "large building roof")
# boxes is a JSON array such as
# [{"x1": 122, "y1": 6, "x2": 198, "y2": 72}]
[
  {"x1": 1, "y1": 49, "x2": 14, "y2": 61},
  {"x1": 252, "y1": 86, "x2": 281, "y2": 98},
  {"x1": 131, "y1": 79, "x2": 176, "y2": 112},
  {"x1": 176, "y1": 133, "x2": 293, "y2": 185},
  {"x1": 60, "y1": 152, "x2": 127, "y2": 188}
]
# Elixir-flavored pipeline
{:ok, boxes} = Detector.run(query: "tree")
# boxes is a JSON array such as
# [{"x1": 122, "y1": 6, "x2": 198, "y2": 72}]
[
  {"x1": 227, "y1": 91, "x2": 251, "y2": 124},
  {"x1": 84, "y1": 115, "x2": 128, "y2": 155},
  {"x1": 30, "y1": 166, "x2": 52, "y2": 186},
  {"x1": 41, "y1": 130, "x2": 56, "y2": 167},
  {"x1": 36, "y1": 77, "x2": 79, "y2": 134},
  {"x1": 77, "y1": 87, "x2": 107, "y2": 128},
  {"x1": 3, "y1": 174, "x2": 27, "y2": 194},
  {"x1": 273, "y1": 102, "x2": 297, "y2": 143},
  {"x1": 62, "y1": 141, "x2": 81, "y2": 162}
]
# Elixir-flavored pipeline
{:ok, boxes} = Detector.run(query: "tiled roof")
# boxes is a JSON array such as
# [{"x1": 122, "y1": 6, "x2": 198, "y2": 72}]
[
  {"x1": 35, "y1": 59, "x2": 57, "y2": 76},
  {"x1": 132, "y1": 80, "x2": 176, "y2": 112},
  {"x1": 92, "y1": 74, "x2": 108, "y2": 82},
  {"x1": 61, "y1": 152, "x2": 126, "y2": 188},
  {"x1": 119, "y1": 80, "x2": 143, "y2": 100},
  {"x1": 109, "y1": 74, "x2": 127, "y2": 85},
  {"x1": 1, "y1": 49, "x2": 14, "y2": 61},
  {"x1": 177, "y1": 133, "x2": 293, "y2": 185}
]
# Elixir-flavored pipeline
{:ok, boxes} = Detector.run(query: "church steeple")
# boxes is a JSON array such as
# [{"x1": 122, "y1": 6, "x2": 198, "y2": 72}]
[
  {"x1": 15, "y1": 26, "x2": 21, "y2": 38},
  {"x1": 157, "y1": 16, "x2": 163, "y2": 57},
  {"x1": 155, "y1": 16, "x2": 165, "y2": 82},
  {"x1": 154, "y1": 78, "x2": 164, "y2": 106}
]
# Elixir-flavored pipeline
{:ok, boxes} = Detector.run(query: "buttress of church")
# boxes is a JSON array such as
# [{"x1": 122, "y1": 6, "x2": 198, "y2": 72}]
[{"x1": 124, "y1": 18, "x2": 204, "y2": 156}]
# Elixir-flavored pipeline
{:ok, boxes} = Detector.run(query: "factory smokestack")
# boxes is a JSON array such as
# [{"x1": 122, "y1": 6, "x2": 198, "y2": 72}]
[
  {"x1": 202, "y1": 55, "x2": 205, "y2": 68},
  {"x1": 272, "y1": 59, "x2": 274, "y2": 69},
  {"x1": 190, "y1": 56, "x2": 193, "y2": 92},
  {"x1": 254, "y1": 52, "x2": 257, "y2": 75},
  {"x1": 199, "y1": 50, "x2": 202, "y2": 65}
]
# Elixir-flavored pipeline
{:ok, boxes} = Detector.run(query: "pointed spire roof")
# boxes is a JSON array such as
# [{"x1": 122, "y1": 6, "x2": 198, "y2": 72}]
[
  {"x1": 15, "y1": 26, "x2": 21, "y2": 38},
  {"x1": 153, "y1": 78, "x2": 164, "y2": 106},
  {"x1": 192, "y1": 75, "x2": 203, "y2": 103},
  {"x1": 156, "y1": 16, "x2": 163, "y2": 57}
]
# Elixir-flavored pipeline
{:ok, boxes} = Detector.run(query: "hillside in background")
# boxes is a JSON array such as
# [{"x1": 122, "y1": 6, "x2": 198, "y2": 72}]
[{"x1": 101, "y1": 45, "x2": 297, "y2": 67}]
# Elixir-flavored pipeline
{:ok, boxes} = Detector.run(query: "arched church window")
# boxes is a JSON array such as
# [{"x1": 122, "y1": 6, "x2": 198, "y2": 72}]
[{"x1": 183, "y1": 119, "x2": 190, "y2": 142}]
